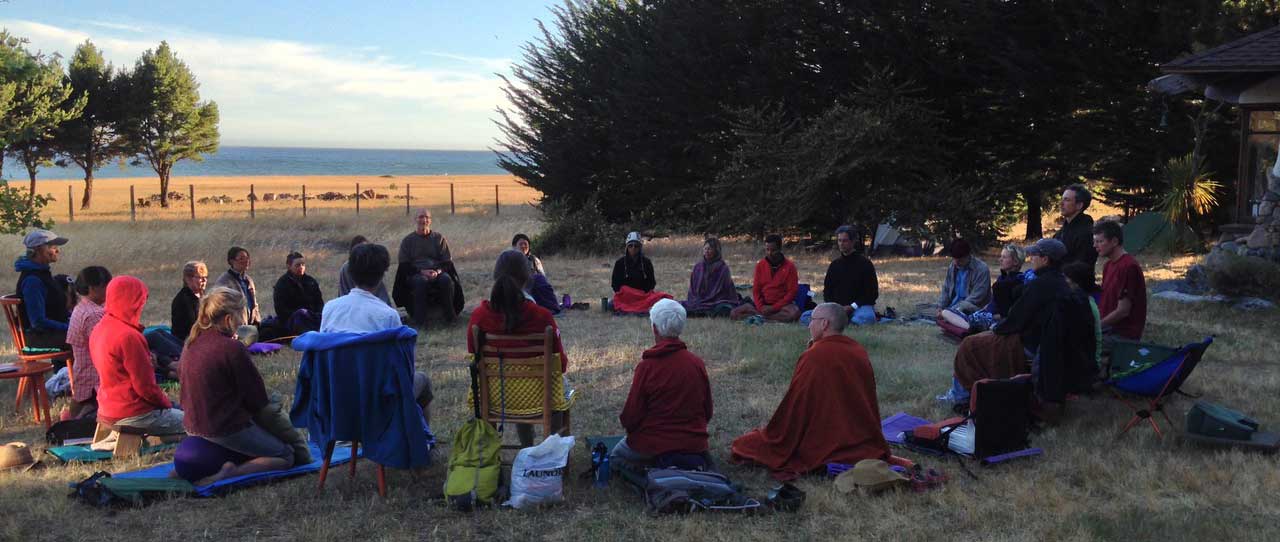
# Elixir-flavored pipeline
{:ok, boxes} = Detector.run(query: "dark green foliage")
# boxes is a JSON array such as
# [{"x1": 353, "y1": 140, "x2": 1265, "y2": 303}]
[
  {"x1": 532, "y1": 196, "x2": 629, "y2": 256},
  {"x1": 498, "y1": 1, "x2": 1280, "y2": 248},
  {"x1": 0, "y1": 179, "x2": 53, "y2": 233}
]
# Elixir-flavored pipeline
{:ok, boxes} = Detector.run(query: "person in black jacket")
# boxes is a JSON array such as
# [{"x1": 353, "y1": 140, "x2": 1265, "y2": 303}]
[
  {"x1": 822, "y1": 225, "x2": 878, "y2": 325},
  {"x1": 939, "y1": 238, "x2": 1069, "y2": 405},
  {"x1": 272, "y1": 252, "x2": 324, "y2": 335},
  {"x1": 611, "y1": 232, "x2": 657, "y2": 293},
  {"x1": 1053, "y1": 184, "x2": 1098, "y2": 269},
  {"x1": 171, "y1": 261, "x2": 208, "y2": 341}
]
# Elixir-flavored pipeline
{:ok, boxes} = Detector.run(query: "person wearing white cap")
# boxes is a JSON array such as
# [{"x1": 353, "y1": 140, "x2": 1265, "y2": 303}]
[
  {"x1": 609, "y1": 232, "x2": 673, "y2": 314},
  {"x1": 14, "y1": 229, "x2": 71, "y2": 349}
]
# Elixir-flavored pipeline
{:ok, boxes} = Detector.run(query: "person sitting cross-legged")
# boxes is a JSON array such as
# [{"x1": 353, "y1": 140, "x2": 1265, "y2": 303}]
[
  {"x1": 610, "y1": 232, "x2": 673, "y2": 314},
  {"x1": 731, "y1": 303, "x2": 890, "y2": 480},
  {"x1": 272, "y1": 251, "x2": 324, "y2": 335},
  {"x1": 611, "y1": 299, "x2": 714, "y2": 480},
  {"x1": 730, "y1": 234, "x2": 800, "y2": 322},
  {"x1": 173, "y1": 287, "x2": 296, "y2": 485},
  {"x1": 822, "y1": 225, "x2": 878, "y2": 325},
  {"x1": 213, "y1": 247, "x2": 261, "y2": 327},
  {"x1": 681, "y1": 237, "x2": 741, "y2": 318},
  {"x1": 934, "y1": 238, "x2": 991, "y2": 319},
  {"x1": 171, "y1": 261, "x2": 208, "y2": 343},
  {"x1": 322, "y1": 243, "x2": 433, "y2": 425},
  {"x1": 393, "y1": 208, "x2": 464, "y2": 328},
  {"x1": 513, "y1": 233, "x2": 562, "y2": 315}
]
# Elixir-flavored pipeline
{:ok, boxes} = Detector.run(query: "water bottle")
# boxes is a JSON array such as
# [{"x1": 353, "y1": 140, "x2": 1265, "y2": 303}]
[{"x1": 592, "y1": 443, "x2": 611, "y2": 488}]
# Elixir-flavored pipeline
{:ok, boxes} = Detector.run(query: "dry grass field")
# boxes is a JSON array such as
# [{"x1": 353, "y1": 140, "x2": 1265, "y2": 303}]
[
  {"x1": 29, "y1": 174, "x2": 540, "y2": 222},
  {"x1": 0, "y1": 201, "x2": 1277, "y2": 542}
]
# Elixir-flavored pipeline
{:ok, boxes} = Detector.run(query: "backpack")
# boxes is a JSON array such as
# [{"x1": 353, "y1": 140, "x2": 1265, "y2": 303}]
[
  {"x1": 643, "y1": 468, "x2": 761, "y2": 515},
  {"x1": 971, "y1": 375, "x2": 1034, "y2": 460},
  {"x1": 70, "y1": 472, "x2": 194, "y2": 508},
  {"x1": 443, "y1": 361, "x2": 502, "y2": 511},
  {"x1": 46, "y1": 417, "x2": 98, "y2": 446}
]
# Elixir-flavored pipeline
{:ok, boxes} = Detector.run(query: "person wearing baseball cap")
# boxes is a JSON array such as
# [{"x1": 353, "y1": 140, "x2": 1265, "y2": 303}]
[
  {"x1": 14, "y1": 229, "x2": 71, "y2": 349},
  {"x1": 941, "y1": 238, "x2": 1078, "y2": 407}
]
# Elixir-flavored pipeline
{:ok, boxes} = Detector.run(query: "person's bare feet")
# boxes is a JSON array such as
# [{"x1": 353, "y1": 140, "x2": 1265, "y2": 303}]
[{"x1": 194, "y1": 461, "x2": 237, "y2": 486}]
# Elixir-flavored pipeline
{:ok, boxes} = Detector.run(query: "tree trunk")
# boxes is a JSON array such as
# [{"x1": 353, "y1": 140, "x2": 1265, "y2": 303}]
[
  {"x1": 81, "y1": 169, "x2": 94, "y2": 209},
  {"x1": 26, "y1": 163, "x2": 37, "y2": 207},
  {"x1": 159, "y1": 166, "x2": 171, "y2": 208},
  {"x1": 1023, "y1": 187, "x2": 1043, "y2": 240}
]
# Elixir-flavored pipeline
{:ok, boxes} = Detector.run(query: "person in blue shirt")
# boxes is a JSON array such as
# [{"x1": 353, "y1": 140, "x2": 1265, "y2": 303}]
[
  {"x1": 14, "y1": 229, "x2": 72, "y2": 349},
  {"x1": 934, "y1": 239, "x2": 991, "y2": 318}
]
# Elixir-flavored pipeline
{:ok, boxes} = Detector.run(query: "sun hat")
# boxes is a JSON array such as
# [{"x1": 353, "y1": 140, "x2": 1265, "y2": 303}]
[
  {"x1": 625, "y1": 232, "x2": 643, "y2": 246},
  {"x1": 1025, "y1": 238, "x2": 1067, "y2": 261},
  {"x1": 23, "y1": 229, "x2": 68, "y2": 249},
  {"x1": 0, "y1": 442, "x2": 42, "y2": 472},
  {"x1": 834, "y1": 459, "x2": 909, "y2": 494}
]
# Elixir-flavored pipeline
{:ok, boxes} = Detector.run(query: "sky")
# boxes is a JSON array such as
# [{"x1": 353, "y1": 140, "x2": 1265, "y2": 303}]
[{"x1": 0, "y1": 0, "x2": 560, "y2": 150}]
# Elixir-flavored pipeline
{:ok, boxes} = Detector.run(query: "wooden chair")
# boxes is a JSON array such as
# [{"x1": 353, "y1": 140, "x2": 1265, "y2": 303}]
[
  {"x1": 471, "y1": 325, "x2": 573, "y2": 462},
  {"x1": 1, "y1": 295, "x2": 75, "y2": 407}
]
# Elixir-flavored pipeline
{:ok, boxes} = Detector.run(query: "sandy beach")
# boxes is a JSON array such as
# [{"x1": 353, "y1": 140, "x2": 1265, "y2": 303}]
[{"x1": 24, "y1": 174, "x2": 538, "y2": 222}]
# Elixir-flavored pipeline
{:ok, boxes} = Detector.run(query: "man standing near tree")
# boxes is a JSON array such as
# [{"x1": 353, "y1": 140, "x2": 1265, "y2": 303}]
[{"x1": 1053, "y1": 184, "x2": 1098, "y2": 269}]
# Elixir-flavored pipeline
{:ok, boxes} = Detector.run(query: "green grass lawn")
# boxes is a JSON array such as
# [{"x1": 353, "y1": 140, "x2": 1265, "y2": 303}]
[{"x1": 1, "y1": 206, "x2": 1277, "y2": 542}]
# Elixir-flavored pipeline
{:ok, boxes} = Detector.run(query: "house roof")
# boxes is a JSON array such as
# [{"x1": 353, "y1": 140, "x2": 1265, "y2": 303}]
[{"x1": 1162, "y1": 25, "x2": 1280, "y2": 74}]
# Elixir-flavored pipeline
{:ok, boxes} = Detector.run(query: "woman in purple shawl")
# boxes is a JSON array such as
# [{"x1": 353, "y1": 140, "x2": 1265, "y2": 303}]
[{"x1": 682, "y1": 237, "x2": 742, "y2": 317}]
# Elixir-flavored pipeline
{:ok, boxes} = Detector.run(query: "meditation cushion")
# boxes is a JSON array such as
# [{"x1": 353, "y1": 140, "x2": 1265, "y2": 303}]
[{"x1": 173, "y1": 436, "x2": 251, "y2": 483}]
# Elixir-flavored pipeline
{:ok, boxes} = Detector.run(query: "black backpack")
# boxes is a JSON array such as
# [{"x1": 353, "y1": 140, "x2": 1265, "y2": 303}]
[{"x1": 972, "y1": 376, "x2": 1034, "y2": 460}]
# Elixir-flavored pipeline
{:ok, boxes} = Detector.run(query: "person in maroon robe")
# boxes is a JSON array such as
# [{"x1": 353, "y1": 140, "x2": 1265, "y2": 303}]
[{"x1": 731, "y1": 303, "x2": 889, "y2": 480}]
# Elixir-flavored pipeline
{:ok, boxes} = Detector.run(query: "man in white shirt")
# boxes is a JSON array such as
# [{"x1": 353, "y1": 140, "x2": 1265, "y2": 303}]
[{"x1": 320, "y1": 243, "x2": 432, "y2": 423}]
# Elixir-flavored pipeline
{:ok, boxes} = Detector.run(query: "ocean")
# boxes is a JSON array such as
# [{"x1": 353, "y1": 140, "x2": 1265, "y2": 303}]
[{"x1": 9, "y1": 146, "x2": 508, "y2": 180}]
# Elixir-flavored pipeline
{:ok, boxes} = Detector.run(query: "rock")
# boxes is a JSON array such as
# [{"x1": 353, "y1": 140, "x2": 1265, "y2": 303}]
[
  {"x1": 1219, "y1": 241, "x2": 1239, "y2": 253},
  {"x1": 1245, "y1": 225, "x2": 1270, "y2": 248},
  {"x1": 1265, "y1": 190, "x2": 1280, "y2": 202},
  {"x1": 1259, "y1": 200, "x2": 1276, "y2": 218},
  {"x1": 1233, "y1": 297, "x2": 1276, "y2": 311},
  {"x1": 1185, "y1": 264, "x2": 1211, "y2": 293},
  {"x1": 1152, "y1": 291, "x2": 1228, "y2": 304}
]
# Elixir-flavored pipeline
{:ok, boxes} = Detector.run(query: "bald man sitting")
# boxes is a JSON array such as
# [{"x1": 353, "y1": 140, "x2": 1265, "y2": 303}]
[{"x1": 731, "y1": 303, "x2": 890, "y2": 480}]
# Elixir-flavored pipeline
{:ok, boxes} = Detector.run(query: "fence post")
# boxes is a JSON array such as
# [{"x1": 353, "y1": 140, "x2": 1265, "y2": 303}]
[
  {"x1": 450, "y1": 183, "x2": 455, "y2": 214},
  {"x1": 250, "y1": 184, "x2": 255, "y2": 219},
  {"x1": 405, "y1": 184, "x2": 410, "y2": 215},
  {"x1": 495, "y1": 184, "x2": 500, "y2": 216},
  {"x1": 129, "y1": 185, "x2": 136, "y2": 222},
  {"x1": 356, "y1": 183, "x2": 361, "y2": 215},
  {"x1": 302, "y1": 185, "x2": 307, "y2": 218},
  {"x1": 68, "y1": 186, "x2": 73, "y2": 222},
  {"x1": 189, "y1": 184, "x2": 195, "y2": 221}
]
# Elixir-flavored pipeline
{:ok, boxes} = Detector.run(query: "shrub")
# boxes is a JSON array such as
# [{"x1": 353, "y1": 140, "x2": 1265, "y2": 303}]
[
  {"x1": 0, "y1": 180, "x2": 54, "y2": 234},
  {"x1": 533, "y1": 196, "x2": 628, "y2": 256},
  {"x1": 1206, "y1": 253, "x2": 1280, "y2": 300}
]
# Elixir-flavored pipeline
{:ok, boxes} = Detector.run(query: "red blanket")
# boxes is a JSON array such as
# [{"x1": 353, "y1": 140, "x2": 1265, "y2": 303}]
[
  {"x1": 612, "y1": 286, "x2": 673, "y2": 314},
  {"x1": 731, "y1": 334, "x2": 889, "y2": 480}
]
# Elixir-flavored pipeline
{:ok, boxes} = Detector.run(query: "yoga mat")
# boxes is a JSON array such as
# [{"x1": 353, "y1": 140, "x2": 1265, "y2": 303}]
[
  {"x1": 47, "y1": 443, "x2": 178, "y2": 463},
  {"x1": 113, "y1": 443, "x2": 358, "y2": 497},
  {"x1": 881, "y1": 412, "x2": 931, "y2": 445}
]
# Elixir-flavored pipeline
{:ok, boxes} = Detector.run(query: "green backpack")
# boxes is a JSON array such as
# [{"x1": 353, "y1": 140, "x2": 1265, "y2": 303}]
[{"x1": 444, "y1": 362, "x2": 502, "y2": 511}]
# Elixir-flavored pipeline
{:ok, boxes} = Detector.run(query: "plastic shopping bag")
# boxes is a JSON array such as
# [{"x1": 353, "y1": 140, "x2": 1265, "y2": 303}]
[{"x1": 505, "y1": 434, "x2": 575, "y2": 509}]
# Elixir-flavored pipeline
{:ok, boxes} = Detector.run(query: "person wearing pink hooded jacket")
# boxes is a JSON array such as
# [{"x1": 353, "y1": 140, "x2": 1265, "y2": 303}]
[{"x1": 90, "y1": 276, "x2": 184, "y2": 445}]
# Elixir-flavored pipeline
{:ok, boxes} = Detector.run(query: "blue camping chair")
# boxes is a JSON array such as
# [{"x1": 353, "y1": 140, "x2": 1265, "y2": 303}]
[{"x1": 1106, "y1": 336, "x2": 1213, "y2": 437}]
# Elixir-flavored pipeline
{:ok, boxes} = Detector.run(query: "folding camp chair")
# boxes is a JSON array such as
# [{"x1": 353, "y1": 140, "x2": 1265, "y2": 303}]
[{"x1": 1105, "y1": 336, "x2": 1213, "y2": 437}]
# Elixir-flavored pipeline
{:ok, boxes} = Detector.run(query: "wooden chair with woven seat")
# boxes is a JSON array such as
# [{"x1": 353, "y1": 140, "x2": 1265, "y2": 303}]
[
  {"x1": 1, "y1": 295, "x2": 75, "y2": 408},
  {"x1": 471, "y1": 325, "x2": 574, "y2": 463}
]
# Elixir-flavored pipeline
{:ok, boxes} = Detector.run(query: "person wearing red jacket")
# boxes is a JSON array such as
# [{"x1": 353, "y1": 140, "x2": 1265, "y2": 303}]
[
  {"x1": 612, "y1": 298, "x2": 713, "y2": 473},
  {"x1": 730, "y1": 234, "x2": 800, "y2": 322},
  {"x1": 90, "y1": 275, "x2": 183, "y2": 449}
]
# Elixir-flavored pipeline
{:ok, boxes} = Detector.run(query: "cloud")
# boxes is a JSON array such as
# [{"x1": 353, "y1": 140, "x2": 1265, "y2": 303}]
[
  {"x1": 77, "y1": 19, "x2": 147, "y2": 33},
  {"x1": 423, "y1": 51, "x2": 513, "y2": 72},
  {"x1": 0, "y1": 19, "x2": 513, "y2": 149}
]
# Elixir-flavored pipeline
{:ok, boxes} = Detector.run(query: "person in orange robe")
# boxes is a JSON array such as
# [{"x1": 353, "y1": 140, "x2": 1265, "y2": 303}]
[{"x1": 730, "y1": 302, "x2": 889, "y2": 480}]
